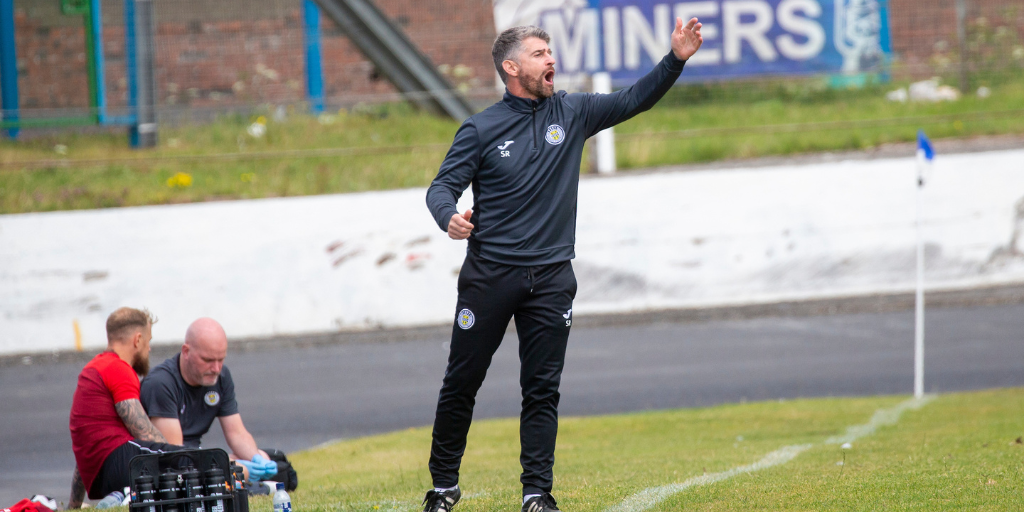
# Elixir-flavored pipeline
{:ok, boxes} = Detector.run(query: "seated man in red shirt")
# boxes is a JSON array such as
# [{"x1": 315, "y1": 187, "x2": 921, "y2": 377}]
[{"x1": 68, "y1": 307, "x2": 182, "y2": 509}]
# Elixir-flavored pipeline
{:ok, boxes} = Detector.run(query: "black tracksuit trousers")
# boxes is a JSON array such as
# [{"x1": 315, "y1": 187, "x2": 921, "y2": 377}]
[{"x1": 429, "y1": 249, "x2": 577, "y2": 496}]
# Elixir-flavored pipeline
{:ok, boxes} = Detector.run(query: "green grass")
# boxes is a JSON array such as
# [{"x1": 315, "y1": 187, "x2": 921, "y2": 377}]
[
  {"x1": 281, "y1": 388, "x2": 1024, "y2": 511},
  {"x1": 0, "y1": 105, "x2": 457, "y2": 213},
  {"x1": 614, "y1": 78, "x2": 1024, "y2": 168},
  {"x1": 1, "y1": 77, "x2": 1023, "y2": 214}
]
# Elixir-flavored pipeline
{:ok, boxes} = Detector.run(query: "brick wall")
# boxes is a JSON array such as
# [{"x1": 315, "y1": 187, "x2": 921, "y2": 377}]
[
  {"x1": 11, "y1": 11, "x2": 92, "y2": 109},
  {"x1": 889, "y1": 0, "x2": 1024, "y2": 77},
  {"x1": 11, "y1": 0, "x2": 496, "y2": 113},
  {"x1": 8, "y1": 0, "x2": 1022, "y2": 114}
]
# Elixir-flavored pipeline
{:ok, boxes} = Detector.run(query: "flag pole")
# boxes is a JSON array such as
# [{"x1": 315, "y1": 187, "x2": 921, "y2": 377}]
[{"x1": 914, "y1": 131, "x2": 933, "y2": 399}]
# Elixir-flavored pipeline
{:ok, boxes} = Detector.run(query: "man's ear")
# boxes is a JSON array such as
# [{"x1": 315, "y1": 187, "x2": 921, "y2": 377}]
[
  {"x1": 502, "y1": 59, "x2": 519, "y2": 79},
  {"x1": 132, "y1": 330, "x2": 143, "y2": 350}
]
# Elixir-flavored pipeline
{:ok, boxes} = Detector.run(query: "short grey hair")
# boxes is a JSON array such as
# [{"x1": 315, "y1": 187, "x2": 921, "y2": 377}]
[{"x1": 492, "y1": 25, "x2": 550, "y2": 85}]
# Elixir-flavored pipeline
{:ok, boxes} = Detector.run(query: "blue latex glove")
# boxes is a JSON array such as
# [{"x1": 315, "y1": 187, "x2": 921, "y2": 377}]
[
  {"x1": 236, "y1": 454, "x2": 278, "y2": 482},
  {"x1": 234, "y1": 459, "x2": 262, "y2": 483},
  {"x1": 253, "y1": 453, "x2": 278, "y2": 478}
]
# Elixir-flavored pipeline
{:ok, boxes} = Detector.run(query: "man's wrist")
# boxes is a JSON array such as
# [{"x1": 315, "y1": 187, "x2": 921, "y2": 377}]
[{"x1": 444, "y1": 208, "x2": 461, "y2": 230}]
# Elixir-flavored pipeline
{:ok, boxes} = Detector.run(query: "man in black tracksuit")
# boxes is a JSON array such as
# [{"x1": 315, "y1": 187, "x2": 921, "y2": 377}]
[{"x1": 423, "y1": 18, "x2": 704, "y2": 512}]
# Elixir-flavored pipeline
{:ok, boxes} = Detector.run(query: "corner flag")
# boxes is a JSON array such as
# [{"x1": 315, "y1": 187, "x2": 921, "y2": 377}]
[
  {"x1": 913, "y1": 130, "x2": 934, "y2": 399},
  {"x1": 917, "y1": 130, "x2": 934, "y2": 161}
]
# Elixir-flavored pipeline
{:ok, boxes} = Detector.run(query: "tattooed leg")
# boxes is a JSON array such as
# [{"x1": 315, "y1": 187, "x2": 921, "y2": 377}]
[{"x1": 69, "y1": 466, "x2": 86, "y2": 509}]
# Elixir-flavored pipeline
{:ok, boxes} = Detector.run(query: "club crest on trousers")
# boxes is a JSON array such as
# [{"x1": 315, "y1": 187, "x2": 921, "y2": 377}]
[{"x1": 458, "y1": 308, "x2": 475, "y2": 329}]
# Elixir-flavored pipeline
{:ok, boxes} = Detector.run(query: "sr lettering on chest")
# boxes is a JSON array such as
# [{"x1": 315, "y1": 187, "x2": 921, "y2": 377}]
[{"x1": 498, "y1": 140, "x2": 514, "y2": 157}]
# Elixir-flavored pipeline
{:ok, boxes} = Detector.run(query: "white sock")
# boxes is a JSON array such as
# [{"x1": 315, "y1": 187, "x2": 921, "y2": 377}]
[
  {"x1": 523, "y1": 494, "x2": 541, "y2": 504},
  {"x1": 434, "y1": 485, "x2": 459, "y2": 493}
]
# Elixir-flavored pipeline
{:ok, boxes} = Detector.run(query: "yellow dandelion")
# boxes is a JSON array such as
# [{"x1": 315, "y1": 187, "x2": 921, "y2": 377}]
[{"x1": 166, "y1": 172, "x2": 193, "y2": 188}]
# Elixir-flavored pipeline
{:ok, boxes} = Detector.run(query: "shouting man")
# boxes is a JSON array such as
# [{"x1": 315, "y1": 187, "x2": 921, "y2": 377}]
[
  {"x1": 423, "y1": 17, "x2": 703, "y2": 512},
  {"x1": 69, "y1": 307, "x2": 180, "y2": 509}
]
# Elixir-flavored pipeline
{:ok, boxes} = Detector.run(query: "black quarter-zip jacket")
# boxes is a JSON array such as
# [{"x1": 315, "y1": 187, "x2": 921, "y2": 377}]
[{"x1": 426, "y1": 52, "x2": 686, "y2": 266}]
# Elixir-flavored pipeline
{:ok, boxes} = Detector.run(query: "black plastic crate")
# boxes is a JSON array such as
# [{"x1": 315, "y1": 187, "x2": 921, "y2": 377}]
[{"x1": 127, "y1": 448, "x2": 248, "y2": 512}]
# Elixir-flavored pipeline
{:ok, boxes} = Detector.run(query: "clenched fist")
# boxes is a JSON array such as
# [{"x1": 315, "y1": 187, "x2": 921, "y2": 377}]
[{"x1": 448, "y1": 209, "x2": 474, "y2": 240}]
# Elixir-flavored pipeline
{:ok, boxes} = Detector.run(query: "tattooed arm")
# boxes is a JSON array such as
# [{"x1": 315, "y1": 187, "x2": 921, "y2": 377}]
[
  {"x1": 69, "y1": 466, "x2": 86, "y2": 509},
  {"x1": 114, "y1": 399, "x2": 168, "y2": 443}
]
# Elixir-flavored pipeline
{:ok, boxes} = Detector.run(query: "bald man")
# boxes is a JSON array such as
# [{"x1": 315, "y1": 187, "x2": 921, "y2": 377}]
[{"x1": 139, "y1": 318, "x2": 274, "y2": 478}]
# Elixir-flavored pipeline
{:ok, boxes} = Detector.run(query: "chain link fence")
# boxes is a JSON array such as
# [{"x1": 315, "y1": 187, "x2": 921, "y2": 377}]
[
  {"x1": 1, "y1": 0, "x2": 1022, "y2": 217},
  {"x1": 5, "y1": 0, "x2": 1021, "y2": 122},
  {"x1": 892, "y1": 0, "x2": 1022, "y2": 88},
  {"x1": 8, "y1": 0, "x2": 496, "y2": 124}
]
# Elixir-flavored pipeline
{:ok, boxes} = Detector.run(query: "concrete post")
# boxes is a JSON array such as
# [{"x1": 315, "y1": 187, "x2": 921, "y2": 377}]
[
  {"x1": 592, "y1": 72, "x2": 616, "y2": 174},
  {"x1": 134, "y1": 0, "x2": 157, "y2": 147}
]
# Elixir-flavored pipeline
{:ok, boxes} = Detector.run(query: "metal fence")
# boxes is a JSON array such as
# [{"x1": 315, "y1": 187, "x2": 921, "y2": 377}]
[
  {"x1": 893, "y1": 0, "x2": 1023, "y2": 84},
  {"x1": 3, "y1": 0, "x2": 496, "y2": 129},
  {"x1": 1, "y1": 0, "x2": 1022, "y2": 129}
]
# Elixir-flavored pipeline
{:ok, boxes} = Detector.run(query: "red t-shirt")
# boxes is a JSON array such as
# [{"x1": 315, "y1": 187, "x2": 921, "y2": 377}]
[{"x1": 69, "y1": 351, "x2": 139, "y2": 497}]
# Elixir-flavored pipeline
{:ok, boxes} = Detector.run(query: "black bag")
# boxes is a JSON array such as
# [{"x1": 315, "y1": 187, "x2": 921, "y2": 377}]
[{"x1": 264, "y1": 449, "x2": 298, "y2": 491}]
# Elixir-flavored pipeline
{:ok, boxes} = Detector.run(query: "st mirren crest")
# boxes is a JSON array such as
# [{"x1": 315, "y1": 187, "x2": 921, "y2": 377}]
[
  {"x1": 204, "y1": 390, "x2": 220, "y2": 406},
  {"x1": 458, "y1": 308, "x2": 475, "y2": 329},
  {"x1": 544, "y1": 124, "x2": 565, "y2": 145}
]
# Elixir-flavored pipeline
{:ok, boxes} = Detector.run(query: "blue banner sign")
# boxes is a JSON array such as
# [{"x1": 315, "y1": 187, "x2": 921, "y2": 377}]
[{"x1": 494, "y1": 0, "x2": 891, "y2": 85}]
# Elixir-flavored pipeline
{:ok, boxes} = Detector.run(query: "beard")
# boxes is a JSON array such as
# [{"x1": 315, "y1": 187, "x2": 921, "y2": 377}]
[
  {"x1": 198, "y1": 373, "x2": 219, "y2": 387},
  {"x1": 521, "y1": 69, "x2": 555, "y2": 99},
  {"x1": 186, "y1": 366, "x2": 220, "y2": 387},
  {"x1": 132, "y1": 352, "x2": 150, "y2": 376}
]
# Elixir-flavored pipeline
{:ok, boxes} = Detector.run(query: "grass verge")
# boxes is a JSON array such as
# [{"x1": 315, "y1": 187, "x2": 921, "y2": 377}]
[
  {"x1": 615, "y1": 80, "x2": 1024, "y2": 168},
  {"x1": 283, "y1": 388, "x2": 1024, "y2": 511},
  {"x1": 2, "y1": 78, "x2": 1023, "y2": 214}
]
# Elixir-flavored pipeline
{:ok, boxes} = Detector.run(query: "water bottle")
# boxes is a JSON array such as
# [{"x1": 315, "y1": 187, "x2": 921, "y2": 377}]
[
  {"x1": 96, "y1": 491, "x2": 124, "y2": 509},
  {"x1": 203, "y1": 466, "x2": 226, "y2": 512},
  {"x1": 158, "y1": 471, "x2": 183, "y2": 512},
  {"x1": 272, "y1": 483, "x2": 291, "y2": 512},
  {"x1": 184, "y1": 467, "x2": 205, "y2": 512},
  {"x1": 134, "y1": 474, "x2": 157, "y2": 512}
]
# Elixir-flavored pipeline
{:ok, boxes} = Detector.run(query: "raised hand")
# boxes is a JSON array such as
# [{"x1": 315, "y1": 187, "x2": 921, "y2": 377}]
[{"x1": 671, "y1": 17, "x2": 703, "y2": 61}]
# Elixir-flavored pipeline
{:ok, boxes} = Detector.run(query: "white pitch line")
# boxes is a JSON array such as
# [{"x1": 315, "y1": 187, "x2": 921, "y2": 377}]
[
  {"x1": 605, "y1": 443, "x2": 813, "y2": 512},
  {"x1": 606, "y1": 395, "x2": 935, "y2": 512},
  {"x1": 825, "y1": 395, "x2": 935, "y2": 446}
]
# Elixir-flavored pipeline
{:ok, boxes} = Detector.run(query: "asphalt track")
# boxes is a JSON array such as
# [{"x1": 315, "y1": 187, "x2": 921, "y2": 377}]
[{"x1": 2, "y1": 300, "x2": 1023, "y2": 506}]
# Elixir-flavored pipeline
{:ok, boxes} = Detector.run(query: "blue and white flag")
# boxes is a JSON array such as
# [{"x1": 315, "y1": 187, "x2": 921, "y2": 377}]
[{"x1": 916, "y1": 130, "x2": 934, "y2": 161}]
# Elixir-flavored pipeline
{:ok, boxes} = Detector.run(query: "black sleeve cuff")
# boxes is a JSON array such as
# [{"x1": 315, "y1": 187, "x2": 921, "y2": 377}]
[{"x1": 666, "y1": 51, "x2": 687, "y2": 71}]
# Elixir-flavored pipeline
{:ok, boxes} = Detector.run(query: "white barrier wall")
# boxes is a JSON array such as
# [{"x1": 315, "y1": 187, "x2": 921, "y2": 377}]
[{"x1": 2, "y1": 149, "x2": 1023, "y2": 355}]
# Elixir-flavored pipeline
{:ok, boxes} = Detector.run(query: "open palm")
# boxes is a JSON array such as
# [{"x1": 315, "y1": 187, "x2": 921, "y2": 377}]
[{"x1": 672, "y1": 17, "x2": 703, "y2": 61}]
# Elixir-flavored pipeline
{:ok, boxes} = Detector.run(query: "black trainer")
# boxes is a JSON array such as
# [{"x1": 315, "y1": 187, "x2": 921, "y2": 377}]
[
  {"x1": 522, "y1": 493, "x2": 560, "y2": 512},
  {"x1": 422, "y1": 487, "x2": 461, "y2": 512}
]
